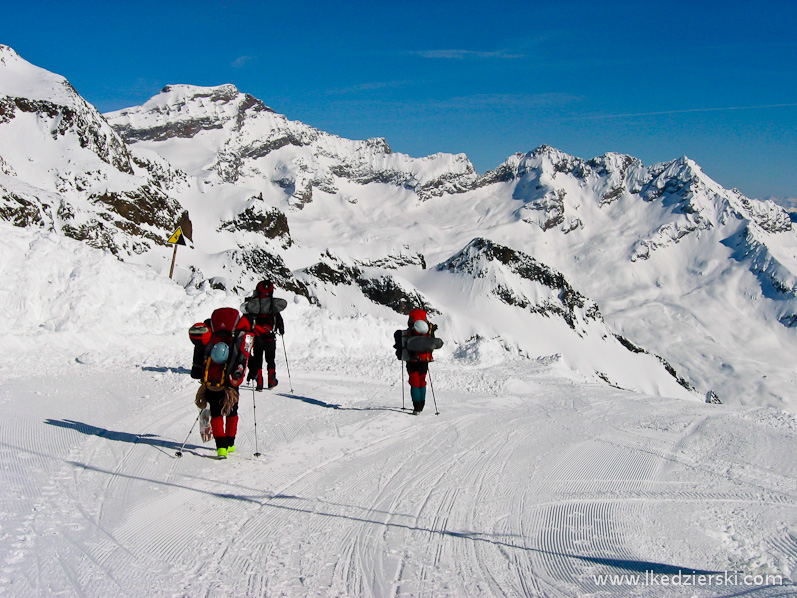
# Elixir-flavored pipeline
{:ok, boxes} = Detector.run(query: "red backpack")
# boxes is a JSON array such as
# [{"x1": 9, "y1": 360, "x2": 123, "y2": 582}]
[{"x1": 189, "y1": 307, "x2": 254, "y2": 388}]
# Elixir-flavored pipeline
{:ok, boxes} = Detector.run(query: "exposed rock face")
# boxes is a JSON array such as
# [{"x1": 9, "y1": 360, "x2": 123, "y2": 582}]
[
  {"x1": 0, "y1": 95, "x2": 134, "y2": 174},
  {"x1": 0, "y1": 187, "x2": 48, "y2": 227},
  {"x1": 438, "y1": 237, "x2": 602, "y2": 330},
  {"x1": 299, "y1": 252, "x2": 435, "y2": 315},
  {"x1": 358, "y1": 253, "x2": 426, "y2": 270},
  {"x1": 232, "y1": 246, "x2": 310, "y2": 300},
  {"x1": 613, "y1": 334, "x2": 695, "y2": 391},
  {"x1": 110, "y1": 84, "x2": 275, "y2": 144},
  {"x1": 219, "y1": 201, "x2": 292, "y2": 248}
]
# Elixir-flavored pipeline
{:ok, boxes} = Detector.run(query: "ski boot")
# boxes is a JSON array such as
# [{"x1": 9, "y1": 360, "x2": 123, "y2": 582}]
[
  {"x1": 267, "y1": 369, "x2": 278, "y2": 390},
  {"x1": 411, "y1": 386, "x2": 426, "y2": 414}
]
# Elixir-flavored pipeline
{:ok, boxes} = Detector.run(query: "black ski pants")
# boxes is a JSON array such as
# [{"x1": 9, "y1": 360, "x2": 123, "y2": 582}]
[
  {"x1": 248, "y1": 334, "x2": 276, "y2": 378},
  {"x1": 205, "y1": 388, "x2": 239, "y2": 418}
]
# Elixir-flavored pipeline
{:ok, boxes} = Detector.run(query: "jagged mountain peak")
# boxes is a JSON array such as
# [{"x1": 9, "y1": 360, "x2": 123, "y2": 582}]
[
  {"x1": 436, "y1": 236, "x2": 602, "y2": 330},
  {"x1": 650, "y1": 155, "x2": 707, "y2": 186},
  {"x1": 137, "y1": 83, "x2": 274, "y2": 116},
  {"x1": 585, "y1": 151, "x2": 640, "y2": 176},
  {"x1": 161, "y1": 82, "x2": 240, "y2": 100},
  {"x1": 484, "y1": 146, "x2": 610, "y2": 184},
  {"x1": 106, "y1": 83, "x2": 278, "y2": 144},
  {"x1": 0, "y1": 45, "x2": 185, "y2": 258},
  {"x1": 106, "y1": 84, "x2": 478, "y2": 200},
  {"x1": 0, "y1": 46, "x2": 133, "y2": 175}
]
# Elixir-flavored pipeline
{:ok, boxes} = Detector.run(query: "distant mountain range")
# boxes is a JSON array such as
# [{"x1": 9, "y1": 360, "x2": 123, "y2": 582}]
[{"x1": 1, "y1": 44, "x2": 795, "y2": 409}]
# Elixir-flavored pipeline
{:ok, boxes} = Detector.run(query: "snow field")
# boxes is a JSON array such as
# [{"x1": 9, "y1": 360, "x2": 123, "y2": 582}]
[
  {"x1": 1, "y1": 358, "x2": 795, "y2": 597},
  {"x1": 0, "y1": 211, "x2": 795, "y2": 597}
]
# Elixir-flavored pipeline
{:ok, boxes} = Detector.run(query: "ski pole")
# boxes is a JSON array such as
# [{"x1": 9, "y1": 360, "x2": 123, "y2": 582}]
[
  {"x1": 252, "y1": 385, "x2": 261, "y2": 457},
  {"x1": 175, "y1": 410, "x2": 201, "y2": 457},
  {"x1": 428, "y1": 369, "x2": 440, "y2": 415},
  {"x1": 280, "y1": 334, "x2": 294, "y2": 392},
  {"x1": 400, "y1": 361, "x2": 406, "y2": 410}
]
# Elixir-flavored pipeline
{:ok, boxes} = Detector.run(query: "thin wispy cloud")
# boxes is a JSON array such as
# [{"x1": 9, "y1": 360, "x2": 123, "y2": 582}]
[
  {"x1": 407, "y1": 49, "x2": 525, "y2": 60},
  {"x1": 328, "y1": 92, "x2": 578, "y2": 112},
  {"x1": 436, "y1": 92, "x2": 579, "y2": 109},
  {"x1": 326, "y1": 81, "x2": 410, "y2": 96},
  {"x1": 231, "y1": 55, "x2": 254, "y2": 69},
  {"x1": 569, "y1": 103, "x2": 797, "y2": 120}
]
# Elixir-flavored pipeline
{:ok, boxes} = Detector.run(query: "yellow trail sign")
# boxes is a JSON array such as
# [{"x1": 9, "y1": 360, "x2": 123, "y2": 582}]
[
  {"x1": 167, "y1": 227, "x2": 186, "y2": 245},
  {"x1": 167, "y1": 227, "x2": 186, "y2": 279}
]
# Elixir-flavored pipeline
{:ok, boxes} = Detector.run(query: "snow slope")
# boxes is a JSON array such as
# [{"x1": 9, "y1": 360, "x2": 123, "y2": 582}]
[
  {"x1": 2, "y1": 45, "x2": 795, "y2": 410},
  {"x1": 1, "y1": 222, "x2": 795, "y2": 598}
]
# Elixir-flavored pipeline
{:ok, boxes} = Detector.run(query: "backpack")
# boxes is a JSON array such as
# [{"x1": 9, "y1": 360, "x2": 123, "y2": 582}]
[
  {"x1": 393, "y1": 329, "x2": 409, "y2": 361},
  {"x1": 189, "y1": 307, "x2": 254, "y2": 388},
  {"x1": 394, "y1": 310, "x2": 443, "y2": 362},
  {"x1": 408, "y1": 309, "x2": 428, "y2": 327}
]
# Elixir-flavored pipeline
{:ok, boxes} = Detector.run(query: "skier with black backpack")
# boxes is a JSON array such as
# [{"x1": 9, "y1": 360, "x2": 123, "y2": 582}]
[
  {"x1": 242, "y1": 279, "x2": 287, "y2": 391},
  {"x1": 189, "y1": 307, "x2": 254, "y2": 458}
]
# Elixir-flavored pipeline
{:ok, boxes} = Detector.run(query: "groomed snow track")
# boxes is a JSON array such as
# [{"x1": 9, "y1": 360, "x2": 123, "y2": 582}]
[{"x1": 0, "y1": 363, "x2": 795, "y2": 597}]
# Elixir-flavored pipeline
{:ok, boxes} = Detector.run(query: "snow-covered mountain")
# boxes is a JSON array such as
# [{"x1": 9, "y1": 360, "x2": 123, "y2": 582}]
[
  {"x1": 2, "y1": 45, "x2": 795, "y2": 409},
  {"x1": 0, "y1": 45, "x2": 189, "y2": 258},
  {"x1": 107, "y1": 82, "x2": 478, "y2": 203}
]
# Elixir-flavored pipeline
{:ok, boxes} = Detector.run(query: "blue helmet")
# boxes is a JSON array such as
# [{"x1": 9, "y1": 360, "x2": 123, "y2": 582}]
[{"x1": 210, "y1": 342, "x2": 230, "y2": 364}]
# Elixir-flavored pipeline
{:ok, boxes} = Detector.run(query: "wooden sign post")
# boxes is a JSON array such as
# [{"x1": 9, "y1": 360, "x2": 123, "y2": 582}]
[{"x1": 167, "y1": 227, "x2": 186, "y2": 279}]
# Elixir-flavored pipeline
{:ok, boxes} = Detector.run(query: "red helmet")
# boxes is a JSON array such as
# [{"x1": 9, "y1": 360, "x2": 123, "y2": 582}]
[{"x1": 255, "y1": 279, "x2": 274, "y2": 297}]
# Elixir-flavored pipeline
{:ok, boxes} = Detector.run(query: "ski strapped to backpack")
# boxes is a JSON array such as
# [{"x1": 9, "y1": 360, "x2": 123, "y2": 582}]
[{"x1": 241, "y1": 295, "x2": 288, "y2": 316}]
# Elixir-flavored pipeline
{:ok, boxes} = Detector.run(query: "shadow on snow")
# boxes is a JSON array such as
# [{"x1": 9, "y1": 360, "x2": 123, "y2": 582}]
[
  {"x1": 44, "y1": 418, "x2": 209, "y2": 456},
  {"x1": 275, "y1": 392, "x2": 410, "y2": 415},
  {"x1": 140, "y1": 365, "x2": 192, "y2": 375}
]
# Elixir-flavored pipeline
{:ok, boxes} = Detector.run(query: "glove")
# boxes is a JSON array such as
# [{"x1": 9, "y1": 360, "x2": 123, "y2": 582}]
[
  {"x1": 277, "y1": 327, "x2": 285, "y2": 336},
  {"x1": 254, "y1": 324, "x2": 272, "y2": 335}
]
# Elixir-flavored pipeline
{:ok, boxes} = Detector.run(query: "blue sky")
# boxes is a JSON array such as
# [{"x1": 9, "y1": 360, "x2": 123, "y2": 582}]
[{"x1": 2, "y1": 0, "x2": 795, "y2": 201}]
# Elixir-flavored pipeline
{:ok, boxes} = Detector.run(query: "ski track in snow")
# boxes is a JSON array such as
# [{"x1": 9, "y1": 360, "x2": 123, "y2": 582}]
[{"x1": 0, "y1": 362, "x2": 795, "y2": 597}]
